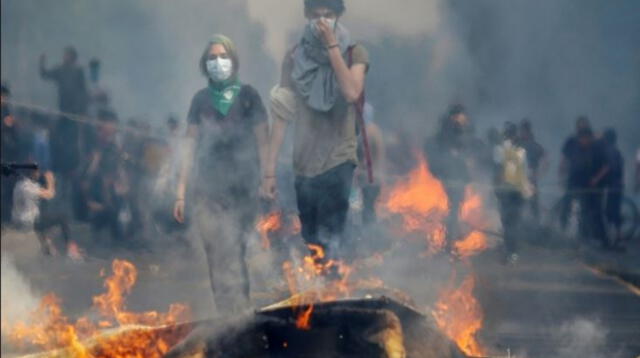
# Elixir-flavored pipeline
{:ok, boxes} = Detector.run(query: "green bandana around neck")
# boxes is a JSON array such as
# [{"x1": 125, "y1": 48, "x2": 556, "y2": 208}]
[{"x1": 208, "y1": 79, "x2": 242, "y2": 116}]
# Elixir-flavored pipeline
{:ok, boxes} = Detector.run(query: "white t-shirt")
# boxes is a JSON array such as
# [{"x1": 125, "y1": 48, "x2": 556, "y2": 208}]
[{"x1": 12, "y1": 178, "x2": 42, "y2": 227}]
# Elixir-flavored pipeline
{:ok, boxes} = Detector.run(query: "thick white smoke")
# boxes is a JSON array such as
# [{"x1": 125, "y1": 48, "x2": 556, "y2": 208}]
[{"x1": 0, "y1": 254, "x2": 40, "y2": 326}]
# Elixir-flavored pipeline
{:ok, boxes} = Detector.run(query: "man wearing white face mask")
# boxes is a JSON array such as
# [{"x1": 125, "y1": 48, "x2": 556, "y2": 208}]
[
  {"x1": 262, "y1": 0, "x2": 369, "y2": 269},
  {"x1": 174, "y1": 34, "x2": 269, "y2": 315}
]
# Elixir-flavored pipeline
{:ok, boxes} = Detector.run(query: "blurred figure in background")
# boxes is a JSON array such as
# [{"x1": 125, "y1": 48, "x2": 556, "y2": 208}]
[
  {"x1": 40, "y1": 46, "x2": 89, "y2": 219},
  {"x1": 40, "y1": 47, "x2": 89, "y2": 116},
  {"x1": 493, "y1": 122, "x2": 532, "y2": 265},
  {"x1": 572, "y1": 127, "x2": 610, "y2": 248},
  {"x1": 519, "y1": 118, "x2": 547, "y2": 221},
  {"x1": 425, "y1": 104, "x2": 474, "y2": 250},
  {"x1": 559, "y1": 116, "x2": 592, "y2": 230},
  {"x1": 601, "y1": 128, "x2": 624, "y2": 243},
  {"x1": 12, "y1": 116, "x2": 80, "y2": 260},
  {"x1": 151, "y1": 116, "x2": 187, "y2": 249},
  {"x1": 2, "y1": 83, "x2": 21, "y2": 225},
  {"x1": 82, "y1": 110, "x2": 138, "y2": 248},
  {"x1": 85, "y1": 57, "x2": 112, "y2": 152}
]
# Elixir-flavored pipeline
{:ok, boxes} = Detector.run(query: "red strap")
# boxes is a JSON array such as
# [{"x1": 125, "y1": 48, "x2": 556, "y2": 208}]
[{"x1": 348, "y1": 46, "x2": 374, "y2": 184}]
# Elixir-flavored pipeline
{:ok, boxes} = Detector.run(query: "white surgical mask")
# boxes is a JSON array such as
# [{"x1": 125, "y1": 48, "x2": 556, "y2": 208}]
[{"x1": 206, "y1": 58, "x2": 233, "y2": 82}]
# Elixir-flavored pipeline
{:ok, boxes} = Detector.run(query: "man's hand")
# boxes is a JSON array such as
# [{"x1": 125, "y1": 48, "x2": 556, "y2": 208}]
[
  {"x1": 174, "y1": 199, "x2": 185, "y2": 224},
  {"x1": 316, "y1": 18, "x2": 338, "y2": 47},
  {"x1": 259, "y1": 177, "x2": 277, "y2": 201}
]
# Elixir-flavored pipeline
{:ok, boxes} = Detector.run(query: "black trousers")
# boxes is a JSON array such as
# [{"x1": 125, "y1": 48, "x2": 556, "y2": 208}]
[
  {"x1": 1, "y1": 176, "x2": 17, "y2": 224},
  {"x1": 605, "y1": 187, "x2": 623, "y2": 229},
  {"x1": 496, "y1": 189, "x2": 524, "y2": 254},
  {"x1": 443, "y1": 184, "x2": 465, "y2": 244},
  {"x1": 560, "y1": 187, "x2": 579, "y2": 230},
  {"x1": 295, "y1": 162, "x2": 355, "y2": 260},
  {"x1": 361, "y1": 184, "x2": 381, "y2": 225},
  {"x1": 578, "y1": 189, "x2": 608, "y2": 245},
  {"x1": 34, "y1": 211, "x2": 71, "y2": 251}
]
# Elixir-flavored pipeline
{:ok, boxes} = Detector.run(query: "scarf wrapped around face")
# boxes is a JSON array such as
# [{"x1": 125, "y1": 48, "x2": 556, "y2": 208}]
[{"x1": 291, "y1": 22, "x2": 353, "y2": 112}]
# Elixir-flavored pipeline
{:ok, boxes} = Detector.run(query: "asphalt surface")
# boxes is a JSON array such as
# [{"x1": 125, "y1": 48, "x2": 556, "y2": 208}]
[{"x1": 1, "y1": 223, "x2": 639, "y2": 358}]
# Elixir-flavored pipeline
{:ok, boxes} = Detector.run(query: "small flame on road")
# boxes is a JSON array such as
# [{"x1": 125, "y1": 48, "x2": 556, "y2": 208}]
[
  {"x1": 3, "y1": 259, "x2": 191, "y2": 357},
  {"x1": 432, "y1": 275, "x2": 486, "y2": 357}
]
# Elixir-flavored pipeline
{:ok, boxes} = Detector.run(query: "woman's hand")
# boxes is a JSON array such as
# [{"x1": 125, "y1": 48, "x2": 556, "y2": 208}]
[
  {"x1": 174, "y1": 199, "x2": 185, "y2": 223},
  {"x1": 316, "y1": 18, "x2": 338, "y2": 47},
  {"x1": 259, "y1": 177, "x2": 277, "y2": 201}
]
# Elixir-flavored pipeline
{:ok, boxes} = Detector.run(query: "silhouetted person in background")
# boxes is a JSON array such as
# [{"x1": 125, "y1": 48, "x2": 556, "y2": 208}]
[
  {"x1": 86, "y1": 57, "x2": 112, "y2": 153},
  {"x1": 601, "y1": 128, "x2": 624, "y2": 243},
  {"x1": 519, "y1": 119, "x2": 547, "y2": 221},
  {"x1": 1, "y1": 83, "x2": 21, "y2": 225},
  {"x1": 40, "y1": 46, "x2": 89, "y2": 116},
  {"x1": 425, "y1": 104, "x2": 474, "y2": 249},
  {"x1": 40, "y1": 46, "x2": 89, "y2": 218},
  {"x1": 82, "y1": 110, "x2": 137, "y2": 248},
  {"x1": 572, "y1": 127, "x2": 610, "y2": 248},
  {"x1": 559, "y1": 116, "x2": 591, "y2": 230},
  {"x1": 493, "y1": 122, "x2": 532, "y2": 265}
]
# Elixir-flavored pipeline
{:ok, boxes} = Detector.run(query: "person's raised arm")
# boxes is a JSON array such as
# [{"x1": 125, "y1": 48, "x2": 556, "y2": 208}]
[
  {"x1": 316, "y1": 19, "x2": 366, "y2": 103},
  {"x1": 38, "y1": 171, "x2": 56, "y2": 200},
  {"x1": 39, "y1": 54, "x2": 58, "y2": 81}
]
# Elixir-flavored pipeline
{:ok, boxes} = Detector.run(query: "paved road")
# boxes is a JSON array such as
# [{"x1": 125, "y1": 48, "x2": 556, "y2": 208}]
[
  {"x1": 474, "y1": 246, "x2": 640, "y2": 357},
  {"x1": 2, "y1": 226, "x2": 639, "y2": 357}
]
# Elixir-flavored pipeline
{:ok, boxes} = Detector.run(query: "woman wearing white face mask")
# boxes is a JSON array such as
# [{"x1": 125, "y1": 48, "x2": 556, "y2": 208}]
[{"x1": 173, "y1": 34, "x2": 269, "y2": 315}]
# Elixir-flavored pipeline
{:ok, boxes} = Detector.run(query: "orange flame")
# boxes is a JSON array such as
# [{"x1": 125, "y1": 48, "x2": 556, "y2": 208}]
[
  {"x1": 460, "y1": 185, "x2": 487, "y2": 231},
  {"x1": 256, "y1": 211, "x2": 283, "y2": 249},
  {"x1": 296, "y1": 305, "x2": 314, "y2": 330},
  {"x1": 432, "y1": 275, "x2": 486, "y2": 357},
  {"x1": 3, "y1": 259, "x2": 191, "y2": 357},
  {"x1": 281, "y1": 242, "x2": 362, "y2": 330},
  {"x1": 454, "y1": 231, "x2": 488, "y2": 259},
  {"x1": 385, "y1": 154, "x2": 450, "y2": 253}
]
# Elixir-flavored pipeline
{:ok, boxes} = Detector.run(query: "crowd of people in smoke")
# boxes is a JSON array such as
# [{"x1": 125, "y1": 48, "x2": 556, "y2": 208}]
[
  {"x1": 427, "y1": 105, "x2": 638, "y2": 264},
  {"x1": 1, "y1": 0, "x2": 639, "y2": 314},
  {"x1": 1, "y1": 46, "x2": 186, "y2": 259}
]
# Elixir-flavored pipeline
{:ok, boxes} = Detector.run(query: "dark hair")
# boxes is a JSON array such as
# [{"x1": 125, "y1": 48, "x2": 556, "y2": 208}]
[
  {"x1": 64, "y1": 46, "x2": 78, "y2": 62},
  {"x1": 304, "y1": 0, "x2": 346, "y2": 17},
  {"x1": 576, "y1": 115, "x2": 590, "y2": 128},
  {"x1": 577, "y1": 127, "x2": 593, "y2": 139},
  {"x1": 603, "y1": 128, "x2": 617, "y2": 145},
  {"x1": 447, "y1": 104, "x2": 466, "y2": 119},
  {"x1": 503, "y1": 121, "x2": 518, "y2": 140}
]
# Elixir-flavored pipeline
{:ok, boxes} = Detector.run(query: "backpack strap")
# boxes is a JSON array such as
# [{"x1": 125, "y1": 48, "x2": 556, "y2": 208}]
[{"x1": 348, "y1": 45, "x2": 374, "y2": 184}]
